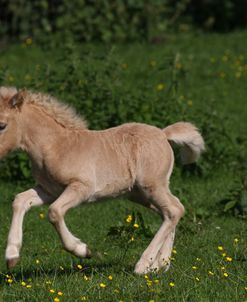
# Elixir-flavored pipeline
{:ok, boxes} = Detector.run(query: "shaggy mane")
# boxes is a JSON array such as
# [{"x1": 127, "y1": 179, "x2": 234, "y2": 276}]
[{"x1": 24, "y1": 91, "x2": 88, "y2": 130}]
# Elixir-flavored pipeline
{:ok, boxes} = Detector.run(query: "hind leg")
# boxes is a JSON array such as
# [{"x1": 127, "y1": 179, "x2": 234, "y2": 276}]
[
  {"x1": 134, "y1": 185, "x2": 184, "y2": 274},
  {"x1": 128, "y1": 186, "x2": 162, "y2": 217},
  {"x1": 149, "y1": 229, "x2": 175, "y2": 272},
  {"x1": 129, "y1": 186, "x2": 175, "y2": 272}
]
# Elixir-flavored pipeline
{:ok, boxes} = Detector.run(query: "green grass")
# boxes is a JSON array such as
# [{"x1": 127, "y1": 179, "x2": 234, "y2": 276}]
[{"x1": 0, "y1": 31, "x2": 247, "y2": 301}]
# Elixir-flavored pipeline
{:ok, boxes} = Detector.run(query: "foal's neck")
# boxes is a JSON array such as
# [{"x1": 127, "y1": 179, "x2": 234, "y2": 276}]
[{"x1": 19, "y1": 104, "x2": 67, "y2": 165}]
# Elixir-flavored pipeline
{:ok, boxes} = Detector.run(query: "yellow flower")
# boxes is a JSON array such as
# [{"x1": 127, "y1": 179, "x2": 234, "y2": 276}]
[
  {"x1": 219, "y1": 72, "x2": 226, "y2": 78},
  {"x1": 133, "y1": 223, "x2": 139, "y2": 229},
  {"x1": 221, "y1": 266, "x2": 225, "y2": 270},
  {"x1": 21, "y1": 281, "x2": 26, "y2": 286},
  {"x1": 172, "y1": 249, "x2": 177, "y2": 254},
  {"x1": 25, "y1": 74, "x2": 32, "y2": 81},
  {"x1": 121, "y1": 63, "x2": 128, "y2": 69},
  {"x1": 222, "y1": 55, "x2": 228, "y2": 62},
  {"x1": 8, "y1": 75, "x2": 14, "y2": 82},
  {"x1": 26, "y1": 37, "x2": 32, "y2": 45},
  {"x1": 222, "y1": 253, "x2": 226, "y2": 257},
  {"x1": 208, "y1": 271, "x2": 214, "y2": 276},
  {"x1": 244, "y1": 287, "x2": 247, "y2": 291},
  {"x1": 35, "y1": 259, "x2": 40, "y2": 264},
  {"x1": 146, "y1": 280, "x2": 153, "y2": 286},
  {"x1": 225, "y1": 257, "x2": 232, "y2": 262},
  {"x1": 130, "y1": 236, "x2": 134, "y2": 241},
  {"x1": 195, "y1": 277, "x2": 200, "y2": 282},
  {"x1": 175, "y1": 63, "x2": 182, "y2": 70},
  {"x1": 149, "y1": 300, "x2": 155, "y2": 302},
  {"x1": 218, "y1": 246, "x2": 224, "y2": 251},
  {"x1": 99, "y1": 283, "x2": 106, "y2": 288},
  {"x1": 126, "y1": 215, "x2": 132, "y2": 223},
  {"x1": 54, "y1": 298, "x2": 60, "y2": 302},
  {"x1": 196, "y1": 257, "x2": 201, "y2": 261},
  {"x1": 58, "y1": 292, "x2": 63, "y2": 296},
  {"x1": 81, "y1": 297, "x2": 87, "y2": 301},
  {"x1": 84, "y1": 275, "x2": 89, "y2": 281},
  {"x1": 223, "y1": 272, "x2": 229, "y2": 278},
  {"x1": 39, "y1": 213, "x2": 45, "y2": 219},
  {"x1": 169, "y1": 282, "x2": 175, "y2": 287},
  {"x1": 149, "y1": 60, "x2": 157, "y2": 67},
  {"x1": 235, "y1": 72, "x2": 241, "y2": 79},
  {"x1": 50, "y1": 289, "x2": 56, "y2": 294},
  {"x1": 108, "y1": 275, "x2": 113, "y2": 280},
  {"x1": 26, "y1": 284, "x2": 32, "y2": 288},
  {"x1": 7, "y1": 279, "x2": 13, "y2": 284},
  {"x1": 77, "y1": 264, "x2": 83, "y2": 269},
  {"x1": 192, "y1": 266, "x2": 197, "y2": 270},
  {"x1": 156, "y1": 83, "x2": 165, "y2": 91}
]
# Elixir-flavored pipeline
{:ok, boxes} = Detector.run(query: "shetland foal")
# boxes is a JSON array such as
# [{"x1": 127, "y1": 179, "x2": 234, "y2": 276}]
[{"x1": 0, "y1": 87, "x2": 204, "y2": 274}]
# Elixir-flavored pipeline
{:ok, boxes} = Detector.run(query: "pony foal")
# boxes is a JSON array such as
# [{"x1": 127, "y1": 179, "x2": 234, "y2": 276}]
[{"x1": 0, "y1": 87, "x2": 204, "y2": 274}]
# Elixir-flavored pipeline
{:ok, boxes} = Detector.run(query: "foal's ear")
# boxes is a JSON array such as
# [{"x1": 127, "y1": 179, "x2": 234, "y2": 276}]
[{"x1": 8, "y1": 89, "x2": 26, "y2": 109}]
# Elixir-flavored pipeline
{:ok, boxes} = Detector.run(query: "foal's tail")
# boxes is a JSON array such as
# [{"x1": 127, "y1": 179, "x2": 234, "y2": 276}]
[{"x1": 163, "y1": 122, "x2": 205, "y2": 164}]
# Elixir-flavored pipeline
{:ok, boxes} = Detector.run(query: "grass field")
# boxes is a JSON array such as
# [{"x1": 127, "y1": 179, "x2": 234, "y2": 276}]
[{"x1": 0, "y1": 31, "x2": 247, "y2": 301}]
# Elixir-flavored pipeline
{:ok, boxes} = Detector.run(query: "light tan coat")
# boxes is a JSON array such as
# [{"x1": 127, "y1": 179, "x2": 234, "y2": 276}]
[{"x1": 0, "y1": 87, "x2": 204, "y2": 274}]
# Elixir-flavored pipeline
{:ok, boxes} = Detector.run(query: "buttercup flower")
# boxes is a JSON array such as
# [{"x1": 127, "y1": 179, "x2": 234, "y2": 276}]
[
  {"x1": 126, "y1": 215, "x2": 132, "y2": 223},
  {"x1": 156, "y1": 83, "x2": 165, "y2": 91}
]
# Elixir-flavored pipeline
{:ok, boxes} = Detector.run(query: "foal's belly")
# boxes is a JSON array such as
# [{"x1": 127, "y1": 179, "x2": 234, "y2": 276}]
[{"x1": 92, "y1": 181, "x2": 132, "y2": 201}]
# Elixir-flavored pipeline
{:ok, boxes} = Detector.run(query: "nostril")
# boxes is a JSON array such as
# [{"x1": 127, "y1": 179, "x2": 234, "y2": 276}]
[{"x1": 0, "y1": 123, "x2": 7, "y2": 131}]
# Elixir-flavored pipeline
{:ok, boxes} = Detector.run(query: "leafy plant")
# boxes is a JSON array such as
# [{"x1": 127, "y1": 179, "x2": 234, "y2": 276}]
[
  {"x1": 107, "y1": 211, "x2": 153, "y2": 248},
  {"x1": 220, "y1": 176, "x2": 247, "y2": 218}
]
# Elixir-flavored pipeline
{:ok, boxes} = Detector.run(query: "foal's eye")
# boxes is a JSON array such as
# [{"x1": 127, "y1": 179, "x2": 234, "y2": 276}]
[{"x1": 0, "y1": 123, "x2": 7, "y2": 131}]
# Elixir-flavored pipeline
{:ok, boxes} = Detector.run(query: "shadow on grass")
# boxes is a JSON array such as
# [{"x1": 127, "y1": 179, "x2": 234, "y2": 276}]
[{"x1": 0, "y1": 259, "x2": 135, "y2": 285}]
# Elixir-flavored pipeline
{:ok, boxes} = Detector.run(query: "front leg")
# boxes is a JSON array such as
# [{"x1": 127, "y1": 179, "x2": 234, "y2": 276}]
[
  {"x1": 6, "y1": 186, "x2": 52, "y2": 269},
  {"x1": 48, "y1": 181, "x2": 93, "y2": 258}
]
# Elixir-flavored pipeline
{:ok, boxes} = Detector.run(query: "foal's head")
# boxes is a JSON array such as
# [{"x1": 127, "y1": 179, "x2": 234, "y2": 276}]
[{"x1": 0, "y1": 87, "x2": 26, "y2": 158}]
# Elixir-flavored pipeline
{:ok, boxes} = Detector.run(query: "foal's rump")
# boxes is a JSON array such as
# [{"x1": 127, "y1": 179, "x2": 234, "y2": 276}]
[{"x1": 94, "y1": 121, "x2": 204, "y2": 186}]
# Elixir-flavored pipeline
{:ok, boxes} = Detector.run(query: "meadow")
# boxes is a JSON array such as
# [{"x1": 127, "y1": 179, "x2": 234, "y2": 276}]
[{"x1": 0, "y1": 31, "x2": 246, "y2": 301}]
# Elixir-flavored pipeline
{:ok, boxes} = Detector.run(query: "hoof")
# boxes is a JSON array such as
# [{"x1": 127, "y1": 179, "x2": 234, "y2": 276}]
[
  {"x1": 85, "y1": 247, "x2": 92, "y2": 258},
  {"x1": 7, "y1": 258, "x2": 19, "y2": 270}
]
